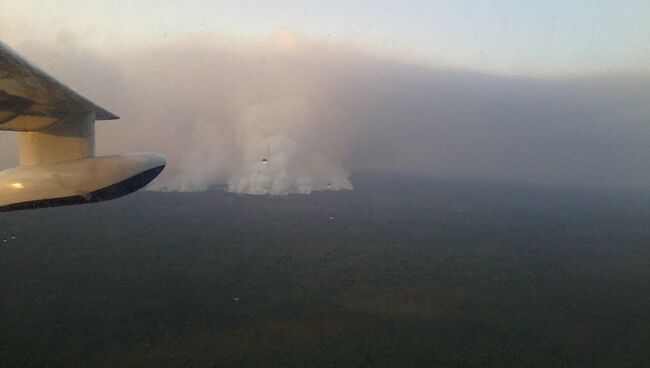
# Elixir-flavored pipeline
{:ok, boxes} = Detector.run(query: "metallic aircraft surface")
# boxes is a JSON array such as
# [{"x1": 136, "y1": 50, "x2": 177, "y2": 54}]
[{"x1": 0, "y1": 41, "x2": 165, "y2": 211}]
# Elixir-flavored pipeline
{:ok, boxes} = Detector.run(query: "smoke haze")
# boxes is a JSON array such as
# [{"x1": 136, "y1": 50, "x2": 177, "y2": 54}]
[{"x1": 1, "y1": 32, "x2": 649, "y2": 193}]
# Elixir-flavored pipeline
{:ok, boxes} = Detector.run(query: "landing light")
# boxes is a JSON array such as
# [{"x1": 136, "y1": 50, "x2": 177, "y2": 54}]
[{"x1": 9, "y1": 183, "x2": 24, "y2": 189}]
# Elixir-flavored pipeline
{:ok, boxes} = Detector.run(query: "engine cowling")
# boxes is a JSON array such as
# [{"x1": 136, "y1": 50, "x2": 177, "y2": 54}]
[{"x1": 0, "y1": 153, "x2": 166, "y2": 211}]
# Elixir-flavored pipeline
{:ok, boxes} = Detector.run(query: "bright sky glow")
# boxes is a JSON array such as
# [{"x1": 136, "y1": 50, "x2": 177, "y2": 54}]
[{"x1": 1, "y1": 0, "x2": 649, "y2": 76}]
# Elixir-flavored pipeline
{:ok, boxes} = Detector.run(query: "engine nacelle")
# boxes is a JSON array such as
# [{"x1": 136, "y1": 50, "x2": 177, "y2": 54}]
[{"x1": 0, "y1": 153, "x2": 166, "y2": 211}]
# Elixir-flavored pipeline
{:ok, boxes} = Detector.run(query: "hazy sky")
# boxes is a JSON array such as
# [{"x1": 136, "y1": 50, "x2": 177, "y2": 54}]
[
  {"x1": 1, "y1": 1, "x2": 649, "y2": 193},
  {"x1": 2, "y1": 0, "x2": 649, "y2": 76}
]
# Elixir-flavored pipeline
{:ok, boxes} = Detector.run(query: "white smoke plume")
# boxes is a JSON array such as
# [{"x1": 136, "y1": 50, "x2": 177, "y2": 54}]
[
  {"x1": 3, "y1": 31, "x2": 356, "y2": 194},
  {"x1": 1, "y1": 31, "x2": 650, "y2": 193},
  {"x1": 225, "y1": 97, "x2": 352, "y2": 195}
]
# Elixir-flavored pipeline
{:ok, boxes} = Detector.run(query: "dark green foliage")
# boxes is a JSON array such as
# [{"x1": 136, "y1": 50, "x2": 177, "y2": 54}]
[{"x1": 1, "y1": 176, "x2": 649, "y2": 367}]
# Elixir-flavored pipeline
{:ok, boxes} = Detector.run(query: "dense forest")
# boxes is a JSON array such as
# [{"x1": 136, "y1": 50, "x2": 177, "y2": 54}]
[{"x1": 1, "y1": 175, "x2": 649, "y2": 367}]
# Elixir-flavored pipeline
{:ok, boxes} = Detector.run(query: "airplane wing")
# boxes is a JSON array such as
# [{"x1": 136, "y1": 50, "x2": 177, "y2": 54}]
[
  {"x1": 0, "y1": 41, "x2": 118, "y2": 132},
  {"x1": 0, "y1": 41, "x2": 165, "y2": 211}
]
